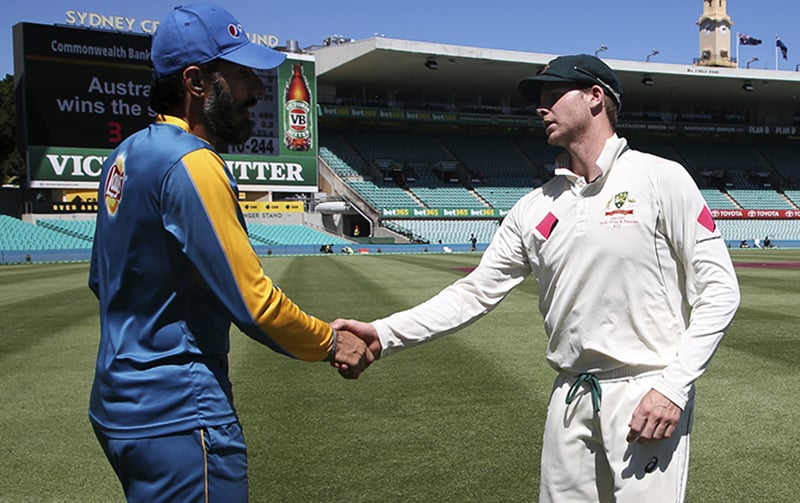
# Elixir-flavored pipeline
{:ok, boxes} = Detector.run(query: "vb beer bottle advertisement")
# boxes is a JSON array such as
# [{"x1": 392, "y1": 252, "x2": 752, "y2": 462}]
[
  {"x1": 284, "y1": 63, "x2": 313, "y2": 151},
  {"x1": 215, "y1": 56, "x2": 318, "y2": 192}
]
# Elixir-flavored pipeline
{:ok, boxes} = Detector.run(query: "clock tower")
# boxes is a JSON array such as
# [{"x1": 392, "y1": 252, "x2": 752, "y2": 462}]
[{"x1": 697, "y1": 0, "x2": 736, "y2": 67}]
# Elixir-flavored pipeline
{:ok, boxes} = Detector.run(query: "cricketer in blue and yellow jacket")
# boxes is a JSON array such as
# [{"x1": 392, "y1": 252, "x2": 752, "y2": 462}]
[{"x1": 89, "y1": 114, "x2": 334, "y2": 439}]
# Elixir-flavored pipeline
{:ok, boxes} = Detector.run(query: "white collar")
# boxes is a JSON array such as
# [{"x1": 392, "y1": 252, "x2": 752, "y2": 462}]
[{"x1": 553, "y1": 134, "x2": 629, "y2": 185}]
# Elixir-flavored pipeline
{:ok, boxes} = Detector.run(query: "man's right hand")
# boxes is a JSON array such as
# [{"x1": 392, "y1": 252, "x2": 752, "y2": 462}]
[
  {"x1": 331, "y1": 318, "x2": 382, "y2": 359},
  {"x1": 330, "y1": 328, "x2": 375, "y2": 379}
]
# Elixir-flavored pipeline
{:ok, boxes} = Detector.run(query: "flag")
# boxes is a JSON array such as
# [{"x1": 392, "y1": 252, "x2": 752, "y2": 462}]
[
  {"x1": 739, "y1": 33, "x2": 762, "y2": 46},
  {"x1": 776, "y1": 37, "x2": 788, "y2": 60}
]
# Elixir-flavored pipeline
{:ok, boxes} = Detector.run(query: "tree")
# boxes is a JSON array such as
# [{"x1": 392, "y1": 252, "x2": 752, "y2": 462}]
[{"x1": 0, "y1": 74, "x2": 25, "y2": 186}]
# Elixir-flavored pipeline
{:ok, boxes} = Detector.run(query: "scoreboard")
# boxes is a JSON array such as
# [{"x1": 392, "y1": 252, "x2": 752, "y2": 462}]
[
  {"x1": 13, "y1": 22, "x2": 318, "y2": 192},
  {"x1": 15, "y1": 23, "x2": 153, "y2": 150}
]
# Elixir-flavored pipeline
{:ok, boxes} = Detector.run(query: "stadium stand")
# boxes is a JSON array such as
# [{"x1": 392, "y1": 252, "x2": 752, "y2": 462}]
[
  {"x1": 755, "y1": 144, "x2": 800, "y2": 189},
  {"x1": 343, "y1": 130, "x2": 454, "y2": 167},
  {"x1": 410, "y1": 186, "x2": 485, "y2": 208},
  {"x1": 384, "y1": 219, "x2": 499, "y2": 245},
  {"x1": 672, "y1": 142, "x2": 772, "y2": 189},
  {"x1": 346, "y1": 180, "x2": 422, "y2": 208},
  {"x1": 727, "y1": 189, "x2": 797, "y2": 210},
  {"x1": 37, "y1": 218, "x2": 97, "y2": 241},
  {"x1": 513, "y1": 137, "x2": 561, "y2": 185},
  {"x1": 628, "y1": 140, "x2": 686, "y2": 166},
  {"x1": 0, "y1": 214, "x2": 353, "y2": 263},
  {"x1": 317, "y1": 127, "x2": 800, "y2": 246},
  {"x1": 700, "y1": 189, "x2": 739, "y2": 209},
  {"x1": 319, "y1": 147, "x2": 360, "y2": 178},
  {"x1": 440, "y1": 133, "x2": 539, "y2": 187},
  {"x1": 784, "y1": 190, "x2": 800, "y2": 207},
  {"x1": 474, "y1": 186, "x2": 532, "y2": 209},
  {"x1": 717, "y1": 219, "x2": 800, "y2": 241},
  {"x1": 247, "y1": 224, "x2": 350, "y2": 246},
  {"x1": 0, "y1": 215, "x2": 92, "y2": 250},
  {"x1": 318, "y1": 132, "x2": 372, "y2": 175}
]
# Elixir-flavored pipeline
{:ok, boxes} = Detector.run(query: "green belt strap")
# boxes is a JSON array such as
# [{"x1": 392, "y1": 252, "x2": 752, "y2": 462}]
[{"x1": 565, "y1": 373, "x2": 602, "y2": 413}]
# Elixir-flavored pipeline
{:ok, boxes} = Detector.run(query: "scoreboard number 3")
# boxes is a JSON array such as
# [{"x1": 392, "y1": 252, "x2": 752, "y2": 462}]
[{"x1": 107, "y1": 121, "x2": 122, "y2": 144}]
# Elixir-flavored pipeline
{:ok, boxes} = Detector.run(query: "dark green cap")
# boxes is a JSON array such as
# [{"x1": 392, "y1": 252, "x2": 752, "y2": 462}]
[{"x1": 518, "y1": 54, "x2": 623, "y2": 109}]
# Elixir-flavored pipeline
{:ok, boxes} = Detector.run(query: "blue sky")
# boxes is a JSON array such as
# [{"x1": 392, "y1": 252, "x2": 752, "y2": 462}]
[{"x1": 3, "y1": 0, "x2": 800, "y2": 76}]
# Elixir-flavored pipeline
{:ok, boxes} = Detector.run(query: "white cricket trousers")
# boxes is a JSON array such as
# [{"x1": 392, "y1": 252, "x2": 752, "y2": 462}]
[{"x1": 539, "y1": 371, "x2": 693, "y2": 503}]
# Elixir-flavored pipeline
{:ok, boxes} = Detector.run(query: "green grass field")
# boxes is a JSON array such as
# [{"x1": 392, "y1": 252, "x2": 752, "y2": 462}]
[{"x1": 1, "y1": 249, "x2": 799, "y2": 502}]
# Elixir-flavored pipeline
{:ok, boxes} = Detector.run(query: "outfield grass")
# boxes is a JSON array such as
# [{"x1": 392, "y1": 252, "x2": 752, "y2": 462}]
[{"x1": 1, "y1": 249, "x2": 799, "y2": 502}]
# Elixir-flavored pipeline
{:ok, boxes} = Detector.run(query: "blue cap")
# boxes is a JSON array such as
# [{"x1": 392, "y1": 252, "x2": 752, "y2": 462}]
[{"x1": 151, "y1": 3, "x2": 287, "y2": 77}]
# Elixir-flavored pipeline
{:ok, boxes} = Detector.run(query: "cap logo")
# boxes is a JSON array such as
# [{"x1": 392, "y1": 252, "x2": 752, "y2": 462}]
[{"x1": 227, "y1": 23, "x2": 243, "y2": 39}]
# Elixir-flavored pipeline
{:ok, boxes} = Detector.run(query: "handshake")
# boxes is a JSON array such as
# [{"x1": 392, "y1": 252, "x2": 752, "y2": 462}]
[{"x1": 326, "y1": 318, "x2": 381, "y2": 379}]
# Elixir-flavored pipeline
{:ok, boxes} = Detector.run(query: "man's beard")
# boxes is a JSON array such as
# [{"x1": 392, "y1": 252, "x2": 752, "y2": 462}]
[{"x1": 204, "y1": 75, "x2": 257, "y2": 145}]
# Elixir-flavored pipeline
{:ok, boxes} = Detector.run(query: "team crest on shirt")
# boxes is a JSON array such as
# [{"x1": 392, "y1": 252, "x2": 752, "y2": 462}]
[
  {"x1": 613, "y1": 191, "x2": 629, "y2": 209},
  {"x1": 600, "y1": 191, "x2": 639, "y2": 228},
  {"x1": 104, "y1": 155, "x2": 125, "y2": 216}
]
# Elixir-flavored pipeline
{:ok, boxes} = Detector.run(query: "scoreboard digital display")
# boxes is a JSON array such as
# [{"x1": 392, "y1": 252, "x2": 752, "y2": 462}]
[
  {"x1": 15, "y1": 23, "x2": 154, "y2": 149},
  {"x1": 14, "y1": 22, "x2": 318, "y2": 191}
]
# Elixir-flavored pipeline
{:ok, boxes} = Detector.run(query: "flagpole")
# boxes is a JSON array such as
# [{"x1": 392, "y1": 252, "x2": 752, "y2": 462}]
[{"x1": 736, "y1": 32, "x2": 740, "y2": 68}]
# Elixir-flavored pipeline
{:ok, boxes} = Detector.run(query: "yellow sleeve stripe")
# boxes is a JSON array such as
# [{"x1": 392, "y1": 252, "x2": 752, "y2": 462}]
[{"x1": 182, "y1": 149, "x2": 334, "y2": 361}]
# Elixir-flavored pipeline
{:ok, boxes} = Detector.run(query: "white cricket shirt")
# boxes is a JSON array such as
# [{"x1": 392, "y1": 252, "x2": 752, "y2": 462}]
[{"x1": 372, "y1": 135, "x2": 740, "y2": 409}]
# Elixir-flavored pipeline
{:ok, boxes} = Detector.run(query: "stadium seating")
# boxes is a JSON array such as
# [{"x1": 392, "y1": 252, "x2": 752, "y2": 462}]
[
  {"x1": 319, "y1": 147, "x2": 360, "y2": 178},
  {"x1": 384, "y1": 219, "x2": 499, "y2": 245},
  {"x1": 629, "y1": 140, "x2": 685, "y2": 165},
  {"x1": 727, "y1": 189, "x2": 796, "y2": 210},
  {"x1": 9, "y1": 131, "x2": 800, "y2": 258},
  {"x1": 409, "y1": 186, "x2": 485, "y2": 208},
  {"x1": 343, "y1": 130, "x2": 454, "y2": 165},
  {"x1": 321, "y1": 130, "x2": 550, "y2": 214},
  {"x1": 784, "y1": 190, "x2": 800, "y2": 207},
  {"x1": 37, "y1": 218, "x2": 97, "y2": 241},
  {"x1": 319, "y1": 130, "x2": 800, "y2": 246},
  {"x1": 347, "y1": 180, "x2": 422, "y2": 208},
  {"x1": 672, "y1": 142, "x2": 770, "y2": 189},
  {"x1": 319, "y1": 131, "x2": 372, "y2": 175},
  {"x1": 756, "y1": 144, "x2": 800, "y2": 186},
  {"x1": 0, "y1": 214, "x2": 352, "y2": 257},
  {"x1": 717, "y1": 219, "x2": 800, "y2": 241},
  {"x1": 700, "y1": 189, "x2": 739, "y2": 209},
  {"x1": 474, "y1": 186, "x2": 532, "y2": 209},
  {"x1": 247, "y1": 224, "x2": 350, "y2": 246},
  {"x1": 440, "y1": 134, "x2": 540, "y2": 187},
  {"x1": 514, "y1": 137, "x2": 561, "y2": 183},
  {"x1": 0, "y1": 215, "x2": 92, "y2": 250}
]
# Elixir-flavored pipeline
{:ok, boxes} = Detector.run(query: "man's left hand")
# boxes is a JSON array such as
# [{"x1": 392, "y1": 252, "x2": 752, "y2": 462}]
[{"x1": 626, "y1": 389, "x2": 682, "y2": 443}]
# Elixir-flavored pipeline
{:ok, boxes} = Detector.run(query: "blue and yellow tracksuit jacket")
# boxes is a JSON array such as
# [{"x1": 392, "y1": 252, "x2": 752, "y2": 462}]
[{"x1": 88, "y1": 115, "x2": 333, "y2": 438}]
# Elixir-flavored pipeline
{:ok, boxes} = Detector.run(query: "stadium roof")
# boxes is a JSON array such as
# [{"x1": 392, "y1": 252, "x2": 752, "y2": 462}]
[{"x1": 308, "y1": 37, "x2": 800, "y2": 121}]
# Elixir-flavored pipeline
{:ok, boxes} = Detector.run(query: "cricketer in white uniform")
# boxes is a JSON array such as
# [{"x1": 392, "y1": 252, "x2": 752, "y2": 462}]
[{"x1": 333, "y1": 54, "x2": 740, "y2": 502}]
